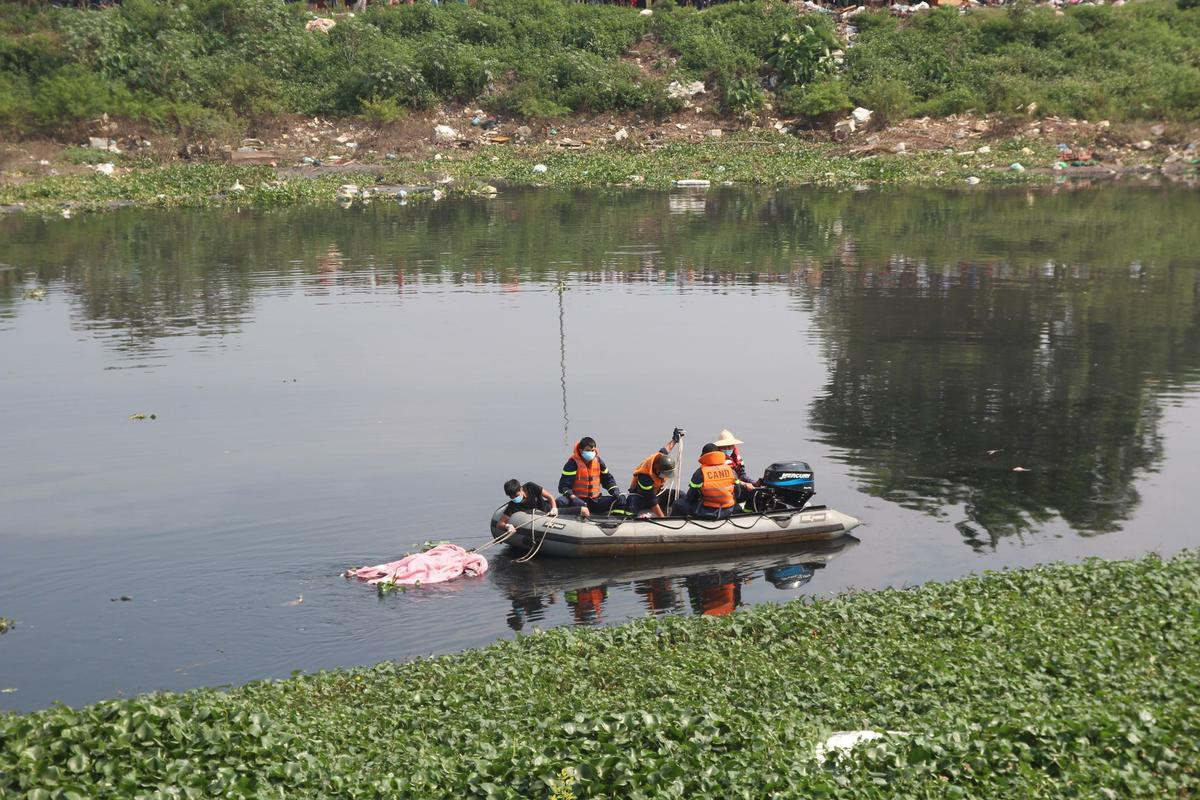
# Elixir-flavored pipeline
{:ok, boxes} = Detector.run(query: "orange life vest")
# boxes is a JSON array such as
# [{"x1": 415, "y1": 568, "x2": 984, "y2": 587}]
[
  {"x1": 698, "y1": 450, "x2": 737, "y2": 509},
  {"x1": 630, "y1": 451, "x2": 667, "y2": 493},
  {"x1": 568, "y1": 442, "x2": 603, "y2": 499}
]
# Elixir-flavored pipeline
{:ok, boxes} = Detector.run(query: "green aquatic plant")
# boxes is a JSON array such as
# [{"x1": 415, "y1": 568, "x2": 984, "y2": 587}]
[
  {"x1": 2, "y1": 551, "x2": 1199, "y2": 798},
  {"x1": 0, "y1": 617, "x2": 12, "y2": 634},
  {"x1": 0, "y1": 140, "x2": 1058, "y2": 215}
]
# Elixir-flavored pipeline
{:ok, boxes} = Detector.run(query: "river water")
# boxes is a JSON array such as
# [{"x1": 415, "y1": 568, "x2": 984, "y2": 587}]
[{"x1": 2, "y1": 183, "x2": 1199, "y2": 711}]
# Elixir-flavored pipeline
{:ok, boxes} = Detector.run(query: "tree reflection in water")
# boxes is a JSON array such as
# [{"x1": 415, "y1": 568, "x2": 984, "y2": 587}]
[{"x1": 806, "y1": 254, "x2": 1200, "y2": 544}]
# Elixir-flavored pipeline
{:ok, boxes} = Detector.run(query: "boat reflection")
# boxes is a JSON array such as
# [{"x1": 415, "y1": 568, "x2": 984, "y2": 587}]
[{"x1": 492, "y1": 535, "x2": 858, "y2": 629}]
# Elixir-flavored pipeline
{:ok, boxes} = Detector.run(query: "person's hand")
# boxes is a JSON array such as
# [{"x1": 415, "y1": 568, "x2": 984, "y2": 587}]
[
  {"x1": 672, "y1": 426, "x2": 686, "y2": 443},
  {"x1": 504, "y1": 523, "x2": 516, "y2": 534},
  {"x1": 547, "y1": 507, "x2": 559, "y2": 517},
  {"x1": 609, "y1": 486, "x2": 622, "y2": 498}
]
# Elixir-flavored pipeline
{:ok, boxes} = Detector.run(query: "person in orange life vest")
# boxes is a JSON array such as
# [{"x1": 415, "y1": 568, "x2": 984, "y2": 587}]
[
  {"x1": 497, "y1": 478, "x2": 563, "y2": 537},
  {"x1": 678, "y1": 442, "x2": 757, "y2": 519},
  {"x1": 627, "y1": 426, "x2": 685, "y2": 517},
  {"x1": 557, "y1": 436, "x2": 621, "y2": 515}
]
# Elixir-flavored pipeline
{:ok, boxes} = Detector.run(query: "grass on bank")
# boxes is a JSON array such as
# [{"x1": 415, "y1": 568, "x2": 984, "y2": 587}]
[
  {"x1": 2, "y1": 551, "x2": 1198, "y2": 798},
  {"x1": 1, "y1": 0, "x2": 1200, "y2": 140}
]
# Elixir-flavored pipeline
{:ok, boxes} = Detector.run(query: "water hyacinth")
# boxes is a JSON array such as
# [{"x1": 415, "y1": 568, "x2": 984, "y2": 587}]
[{"x1": 2, "y1": 551, "x2": 1199, "y2": 798}]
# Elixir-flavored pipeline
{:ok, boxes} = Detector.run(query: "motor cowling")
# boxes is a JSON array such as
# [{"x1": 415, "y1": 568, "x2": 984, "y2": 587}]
[{"x1": 761, "y1": 461, "x2": 815, "y2": 508}]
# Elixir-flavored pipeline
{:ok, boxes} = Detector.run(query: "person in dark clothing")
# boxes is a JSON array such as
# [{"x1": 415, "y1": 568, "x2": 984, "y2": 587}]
[
  {"x1": 627, "y1": 426, "x2": 685, "y2": 517},
  {"x1": 713, "y1": 428, "x2": 754, "y2": 483},
  {"x1": 674, "y1": 443, "x2": 757, "y2": 519},
  {"x1": 497, "y1": 478, "x2": 560, "y2": 535},
  {"x1": 557, "y1": 436, "x2": 621, "y2": 516}
]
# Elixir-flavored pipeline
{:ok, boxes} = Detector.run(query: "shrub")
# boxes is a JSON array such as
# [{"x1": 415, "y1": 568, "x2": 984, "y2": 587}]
[
  {"x1": 851, "y1": 77, "x2": 913, "y2": 125},
  {"x1": 914, "y1": 86, "x2": 980, "y2": 116},
  {"x1": 359, "y1": 95, "x2": 406, "y2": 126},
  {"x1": 851, "y1": 10, "x2": 898, "y2": 35},
  {"x1": 0, "y1": 32, "x2": 66, "y2": 77},
  {"x1": 566, "y1": 6, "x2": 646, "y2": 58},
  {"x1": 2, "y1": 0, "x2": 1199, "y2": 136},
  {"x1": 418, "y1": 43, "x2": 490, "y2": 101},
  {"x1": 32, "y1": 67, "x2": 133, "y2": 129},
  {"x1": 719, "y1": 74, "x2": 766, "y2": 116},
  {"x1": 0, "y1": 73, "x2": 33, "y2": 132},
  {"x1": 778, "y1": 78, "x2": 852, "y2": 122},
  {"x1": 491, "y1": 80, "x2": 570, "y2": 118},
  {"x1": 767, "y1": 23, "x2": 839, "y2": 87}
]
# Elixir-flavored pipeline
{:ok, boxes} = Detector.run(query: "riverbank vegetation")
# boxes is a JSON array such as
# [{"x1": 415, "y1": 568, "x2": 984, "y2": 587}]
[
  {"x1": 2, "y1": 550, "x2": 1198, "y2": 798},
  {"x1": 1, "y1": 0, "x2": 1199, "y2": 140},
  {"x1": 1, "y1": 136, "x2": 1066, "y2": 213}
]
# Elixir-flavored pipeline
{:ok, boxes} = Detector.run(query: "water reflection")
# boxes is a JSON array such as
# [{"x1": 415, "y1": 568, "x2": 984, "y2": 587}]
[
  {"x1": 491, "y1": 537, "x2": 859, "y2": 629},
  {"x1": 805, "y1": 253, "x2": 1200, "y2": 543}
]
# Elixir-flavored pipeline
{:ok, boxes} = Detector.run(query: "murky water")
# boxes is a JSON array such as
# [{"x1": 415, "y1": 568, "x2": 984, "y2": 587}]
[{"x1": 2, "y1": 183, "x2": 1199, "y2": 711}]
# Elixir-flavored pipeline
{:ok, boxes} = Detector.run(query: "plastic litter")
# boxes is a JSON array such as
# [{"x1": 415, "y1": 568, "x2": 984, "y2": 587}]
[{"x1": 433, "y1": 125, "x2": 459, "y2": 143}]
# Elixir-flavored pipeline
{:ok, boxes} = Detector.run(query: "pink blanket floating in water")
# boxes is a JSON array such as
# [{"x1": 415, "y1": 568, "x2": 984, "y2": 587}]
[{"x1": 345, "y1": 544, "x2": 488, "y2": 585}]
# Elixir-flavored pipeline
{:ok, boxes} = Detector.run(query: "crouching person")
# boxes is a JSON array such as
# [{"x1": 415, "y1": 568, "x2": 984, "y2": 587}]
[
  {"x1": 498, "y1": 478, "x2": 560, "y2": 536},
  {"x1": 627, "y1": 427, "x2": 684, "y2": 517},
  {"x1": 674, "y1": 443, "x2": 757, "y2": 519},
  {"x1": 557, "y1": 437, "x2": 621, "y2": 516}
]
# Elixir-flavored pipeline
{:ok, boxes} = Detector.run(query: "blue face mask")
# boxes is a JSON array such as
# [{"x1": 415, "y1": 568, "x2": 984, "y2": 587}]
[
  {"x1": 580, "y1": 450, "x2": 596, "y2": 462},
  {"x1": 722, "y1": 448, "x2": 734, "y2": 457},
  {"x1": 510, "y1": 493, "x2": 524, "y2": 504}
]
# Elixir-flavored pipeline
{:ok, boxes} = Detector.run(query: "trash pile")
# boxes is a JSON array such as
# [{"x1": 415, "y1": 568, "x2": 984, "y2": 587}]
[{"x1": 800, "y1": 0, "x2": 1131, "y2": 21}]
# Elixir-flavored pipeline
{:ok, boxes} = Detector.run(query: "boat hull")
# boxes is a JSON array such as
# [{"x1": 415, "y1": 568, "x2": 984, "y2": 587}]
[{"x1": 489, "y1": 505, "x2": 861, "y2": 558}]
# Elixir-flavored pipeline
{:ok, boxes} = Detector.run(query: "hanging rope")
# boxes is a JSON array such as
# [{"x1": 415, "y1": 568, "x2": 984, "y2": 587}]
[{"x1": 513, "y1": 510, "x2": 549, "y2": 563}]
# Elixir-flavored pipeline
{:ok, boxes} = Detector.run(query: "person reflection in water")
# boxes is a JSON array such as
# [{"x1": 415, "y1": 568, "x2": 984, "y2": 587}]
[
  {"x1": 565, "y1": 586, "x2": 608, "y2": 624},
  {"x1": 685, "y1": 572, "x2": 744, "y2": 617},
  {"x1": 635, "y1": 577, "x2": 681, "y2": 615},
  {"x1": 507, "y1": 593, "x2": 556, "y2": 632}
]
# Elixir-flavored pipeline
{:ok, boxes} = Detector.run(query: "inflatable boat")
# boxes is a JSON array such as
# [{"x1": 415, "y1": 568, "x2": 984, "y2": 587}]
[{"x1": 489, "y1": 460, "x2": 861, "y2": 558}]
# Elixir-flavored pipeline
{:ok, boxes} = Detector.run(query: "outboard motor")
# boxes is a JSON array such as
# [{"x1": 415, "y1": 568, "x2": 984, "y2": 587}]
[{"x1": 761, "y1": 461, "x2": 815, "y2": 509}]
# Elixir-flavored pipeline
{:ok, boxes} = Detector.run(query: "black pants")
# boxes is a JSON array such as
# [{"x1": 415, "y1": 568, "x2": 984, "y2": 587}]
[
  {"x1": 559, "y1": 494, "x2": 618, "y2": 515},
  {"x1": 670, "y1": 497, "x2": 736, "y2": 519},
  {"x1": 626, "y1": 491, "x2": 667, "y2": 516}
]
